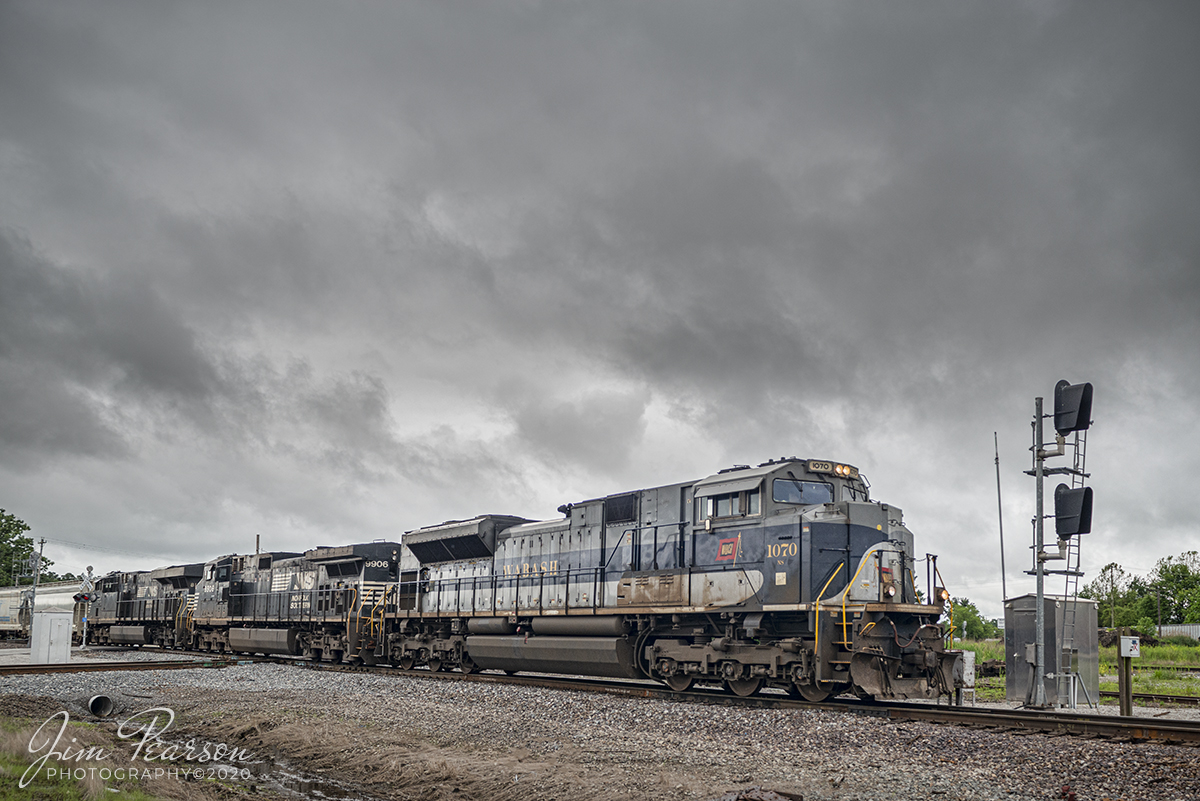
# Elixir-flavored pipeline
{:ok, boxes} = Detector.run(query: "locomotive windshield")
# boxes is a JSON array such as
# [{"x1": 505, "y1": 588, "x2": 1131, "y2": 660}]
[{"x1": 772, "y1": 479, "x2": 833, "y2": 506}]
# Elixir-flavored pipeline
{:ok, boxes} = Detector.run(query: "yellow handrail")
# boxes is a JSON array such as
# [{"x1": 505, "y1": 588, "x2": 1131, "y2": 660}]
[
  {"x1": 813, "y1": 563, "x2": 844, "y2": 688},
  {"x1": 345, "y1": 586, "x2": 359, "y2": 643},
  {"x1": 368, "y1": 586, "x2": 390, "y2": 637},
  {"x1": 842, "y1": 548, "x2": 884, "y2": 645}
]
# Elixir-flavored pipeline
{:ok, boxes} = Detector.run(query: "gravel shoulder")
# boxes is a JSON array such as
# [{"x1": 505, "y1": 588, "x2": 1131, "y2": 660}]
[{"x1": 2, "y1": 651, "x2": 1199, "y2": 801}]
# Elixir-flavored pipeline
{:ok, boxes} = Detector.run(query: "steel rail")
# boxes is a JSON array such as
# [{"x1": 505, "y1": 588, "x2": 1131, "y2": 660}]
[
  {"x1": 1098, "y1": 690, "x2": 1200, "y2": 707},
  {"x1": 274, "y1": 657, "x2": 1200, "y2": 745},
  {"x1": 0, "y1": 658, "x2": 239, "y2": 676},
  {"x1": 90, "y1": 646, "x2": 1200, "y2": 745},
  {"x1": 874, "y1": 702, "x2": 1200, "y2": 744}
]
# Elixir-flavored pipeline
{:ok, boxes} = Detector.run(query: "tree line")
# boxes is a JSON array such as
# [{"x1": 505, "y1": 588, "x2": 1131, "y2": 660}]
[
  {"x1": 0, "y1": 509, "x2": 76, "y2": 586},
  {"x1": 945, "y1": 550, "x2": 1200, "y2": 642},
  {"x1": 1080, "y1": 552, "x2": 1200, "y2": 632}
]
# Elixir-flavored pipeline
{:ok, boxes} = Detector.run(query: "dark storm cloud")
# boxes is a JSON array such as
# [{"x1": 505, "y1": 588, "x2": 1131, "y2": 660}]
[
  {"x1": 511, "y1": 388, "x2": 651, "y2": 473},
  {"x1": 0, "y1": 231, "x2": 218, "y2": 460},
  {"x1": 1, "y1": 1, "x2": 1198, "y2": 598}
]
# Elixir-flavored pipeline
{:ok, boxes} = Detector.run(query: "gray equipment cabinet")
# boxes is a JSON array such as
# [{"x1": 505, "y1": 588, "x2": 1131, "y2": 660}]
[
  {"x1": 31, "y1": 611, "x2": 74, "y2": 664},
  {"x1": 1004, "y1": 594, "x2": 1099, "y2": 706}
]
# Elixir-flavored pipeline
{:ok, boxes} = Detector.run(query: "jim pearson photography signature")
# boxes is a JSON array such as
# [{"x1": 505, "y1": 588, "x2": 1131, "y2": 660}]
[{"x1": 22, "y1": 707, "x2": 258, "y2": 789}]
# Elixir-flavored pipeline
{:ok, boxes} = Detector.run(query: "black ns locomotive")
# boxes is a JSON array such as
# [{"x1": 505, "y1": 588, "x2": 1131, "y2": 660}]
[{"x1": 89, "y1": 457, "x2": 962, "y2": 701}]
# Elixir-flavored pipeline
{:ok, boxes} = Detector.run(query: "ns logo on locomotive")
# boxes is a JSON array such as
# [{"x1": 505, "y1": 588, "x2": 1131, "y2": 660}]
[{"x1": 86, "y1": 458, "x2": 963, "y2": 700}]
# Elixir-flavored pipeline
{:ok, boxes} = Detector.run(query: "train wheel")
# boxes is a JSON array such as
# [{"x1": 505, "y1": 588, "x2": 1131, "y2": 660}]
[
  {"x1": 724, "y1": 678, "x2": 763, "y2": 698},
  {"x1": 329, "y1": 649, "x2": 344, "y2": 664},
  {"x1": 789, "y1": 682, "x2": 830, "y2": 703},
  {"x1": 309, "y1": 648, "x2": 323, "y2": 662},
  {"x1": 663, "y1": 675, "x2": 694, "y2": 692},
  {"x1": 504, "y1": 670, "x2": 518, "y2": 676},
  {"x1": 428, "y1": 659, "x2": 444, "y2": 673},
  {"x1": 459, "y1": 655, "x2": 479, "y2": 674},
  {"x1": 397, "y1": 655, "x2": 415, "y2": 670}
]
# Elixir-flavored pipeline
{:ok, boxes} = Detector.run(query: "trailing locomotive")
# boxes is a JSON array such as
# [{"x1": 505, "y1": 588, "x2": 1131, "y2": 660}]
[{"x1": 89, "y1": 457, "x2": 962, "y2": 701}]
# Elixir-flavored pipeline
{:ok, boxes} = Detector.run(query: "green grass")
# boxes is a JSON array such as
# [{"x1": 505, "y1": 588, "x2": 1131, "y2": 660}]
[
  {"x1": 0, "y1": 719, "x2": 177, "y2": 801},
  {"x1": 969, "y1": 676, "x2": 1008, "y2": 702},
  {"x1": 952, "y1": 639, "x2": 1005, "y2": 662},
  {"x1": 1100, "y1": 642, "x2": 1200, "y2": 664},
  {"x1": 1097, "y1": 643, "x2": 1200, "y2": 698},
  {"x1": 1098, "y1": 674, "x2": 1200, "y2": 697},
  {"x1": 949, "y1": 640, "x2": 1200, "y2": 701}
]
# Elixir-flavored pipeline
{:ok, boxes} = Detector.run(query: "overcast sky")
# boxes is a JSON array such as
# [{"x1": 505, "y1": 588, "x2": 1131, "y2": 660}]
[{"x1": 2, "y1": 1, "x2": 1197, "y2": 619}]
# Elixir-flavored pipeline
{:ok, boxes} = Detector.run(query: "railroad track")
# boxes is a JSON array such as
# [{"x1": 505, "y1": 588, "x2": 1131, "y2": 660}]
[
  {"x1": 0, "y1": 658, "x2": 240, "y2": 676},
  {"x1": 41, "y1": 647, "x2": 1200, "y2": 746},
  {"x1": 268, "y1": 656, "x2": 1200, "y2": 746},
  {"x1": 1098, "y1": 690, "x2": 1200, "y2": 707}
]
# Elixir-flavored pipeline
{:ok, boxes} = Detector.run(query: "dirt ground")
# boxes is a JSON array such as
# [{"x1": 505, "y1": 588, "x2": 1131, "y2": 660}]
[
  {"x1": 1, "y1": 691, "x2": 752, "y2": 801},
  {"x1": 165, "y1": 693, "x2": 734, "y2": 801}
]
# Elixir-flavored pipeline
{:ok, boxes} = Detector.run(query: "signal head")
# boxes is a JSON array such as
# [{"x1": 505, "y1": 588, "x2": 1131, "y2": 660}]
[
  {"x1": 1054, "y1": 380, "x2": 1093, "y2": 435},
  {"x1": 1054, "y1": 483, "x2": 1093, "y2": 537}
]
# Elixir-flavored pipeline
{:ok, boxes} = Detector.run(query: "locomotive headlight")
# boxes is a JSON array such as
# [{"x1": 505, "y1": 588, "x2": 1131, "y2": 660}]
[
  {"x1": 884, "y1": 585, "x2": 897, "y2": 598},
  {"x1": 935, "y1": 586, "x2": 950, "y2": 604},
  {"x1": 808, "y1": 460, "x2": 860, "y2": 480}
]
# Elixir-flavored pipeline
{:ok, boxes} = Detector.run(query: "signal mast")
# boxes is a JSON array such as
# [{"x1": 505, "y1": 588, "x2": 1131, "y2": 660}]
[{"x1": 1026, "y1": 380, "x2": 1094, "y2": 708}]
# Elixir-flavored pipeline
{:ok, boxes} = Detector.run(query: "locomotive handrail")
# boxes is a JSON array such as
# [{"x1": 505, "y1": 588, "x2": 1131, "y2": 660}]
[
  {"x1": 842, "y1": 547, "x2": 885, "y2": 646},
  {"x1": 603, "y1": 533, "x2": 626, "y2": 569},
  {"x1": 345, "y1": 587, "x2": 357, "y2": 637},
  {"x1": 813, "y1": 562, "x2": 844, "y2": 689},
  {"x1": 401, "y1": 565, "x2": 613, "y2": 618},
  {"x1": 618, "y1": 522, "x2": 687, "y2": 571}
]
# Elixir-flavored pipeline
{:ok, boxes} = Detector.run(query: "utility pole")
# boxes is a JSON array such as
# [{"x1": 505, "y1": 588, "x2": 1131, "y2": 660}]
[
  {"x1": 1031, "y1": 399, "x2": 1048, "y2": 708},
  {"x1": 28, "y1": 539, "x2": 46, "y2": 620},
  {"x1": 80, "y1": 566, "x2": 94, "y2": 650},
  {"x1": 995, "y1": 432, "x2": 1007, "y2": 602}
]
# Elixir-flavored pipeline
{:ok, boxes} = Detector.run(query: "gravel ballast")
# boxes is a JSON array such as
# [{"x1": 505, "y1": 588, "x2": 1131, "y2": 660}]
[{"x1": 2, "y1": 651, "x2": 1199, "y2": 801}]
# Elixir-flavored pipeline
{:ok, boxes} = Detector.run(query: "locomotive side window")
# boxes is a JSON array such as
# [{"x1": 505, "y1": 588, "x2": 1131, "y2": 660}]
[
  {"x1": 772, "y1": 479, "x2": 833, "y2": 506},
  {"x1": 696, "y1": 489, "x2": 760, "y2": 522},
  {"x1": 715, "y1": 494, "x2": 736, "y2": 518},
  {"x1": 214, "y1": 566, "x2": 230, "y2": 582}
]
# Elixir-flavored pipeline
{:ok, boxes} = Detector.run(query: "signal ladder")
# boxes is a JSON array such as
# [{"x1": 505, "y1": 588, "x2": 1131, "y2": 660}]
[{"x1": 1045, "y1": 430, "x2": 1095, "y2": 709}]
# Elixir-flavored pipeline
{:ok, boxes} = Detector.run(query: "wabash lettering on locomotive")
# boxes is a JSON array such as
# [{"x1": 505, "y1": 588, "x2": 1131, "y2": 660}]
[{"x1": 87, "y1": 457, "x2": 963, "y2": 701}]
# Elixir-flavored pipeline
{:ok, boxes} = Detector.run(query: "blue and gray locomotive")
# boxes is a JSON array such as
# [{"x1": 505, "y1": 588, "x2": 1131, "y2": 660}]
[{"x1": 89, "y1": 457, "x2": 961, "y2": 700}]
